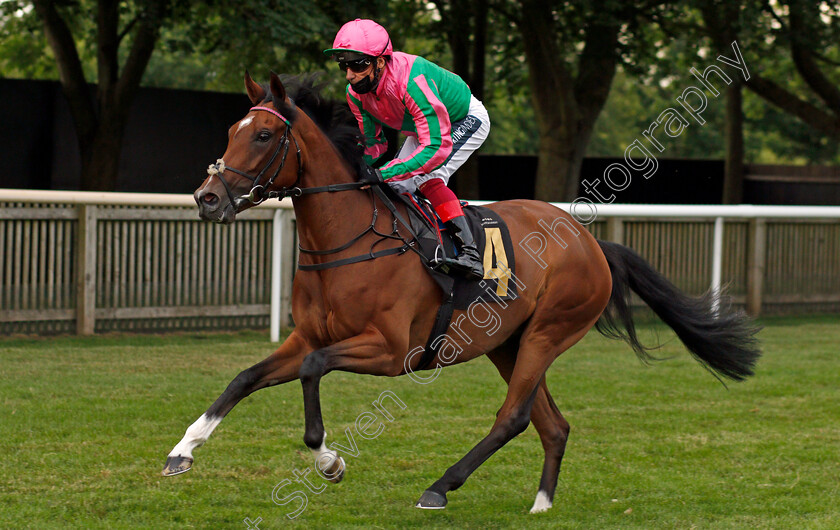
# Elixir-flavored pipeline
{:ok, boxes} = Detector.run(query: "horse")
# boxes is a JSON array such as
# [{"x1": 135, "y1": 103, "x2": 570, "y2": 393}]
[{"x1": 163, "y1": 72, "x2": 760, "y2": 513}]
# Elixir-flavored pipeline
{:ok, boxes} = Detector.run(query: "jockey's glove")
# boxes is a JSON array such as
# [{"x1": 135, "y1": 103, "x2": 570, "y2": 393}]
[{"x1": 359, "y1": 164, "x2": 384, "y2": 184}]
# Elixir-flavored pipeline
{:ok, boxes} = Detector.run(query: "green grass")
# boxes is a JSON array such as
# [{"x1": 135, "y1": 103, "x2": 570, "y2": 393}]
[{"x1": 1, "y1": 315, "x2": 838, "y2": 529}]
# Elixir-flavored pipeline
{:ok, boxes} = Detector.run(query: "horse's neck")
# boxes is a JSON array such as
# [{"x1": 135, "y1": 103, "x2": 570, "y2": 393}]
[{"x1": 291, "y1": 123, "x2": 371, "y2": 253}]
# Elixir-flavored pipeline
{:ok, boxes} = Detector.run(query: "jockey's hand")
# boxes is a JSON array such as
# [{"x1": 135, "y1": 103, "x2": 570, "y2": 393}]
[{"x1": 359, "y1": 165, "x2": 384, "y2": 184}]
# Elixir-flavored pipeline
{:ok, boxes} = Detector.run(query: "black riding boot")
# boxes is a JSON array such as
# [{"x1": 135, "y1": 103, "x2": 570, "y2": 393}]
[{"x1": 444, "y1": 215, "x2": 484, "y2": 281}]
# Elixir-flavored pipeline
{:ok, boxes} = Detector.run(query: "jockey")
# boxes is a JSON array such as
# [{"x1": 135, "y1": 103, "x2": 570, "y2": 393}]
[{"x1": 325, "y1": 18, "x2": 490, "y2": 281}]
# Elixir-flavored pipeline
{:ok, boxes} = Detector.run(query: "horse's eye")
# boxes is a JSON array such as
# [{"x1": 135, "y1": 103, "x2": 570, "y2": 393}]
[{"x1": 256, "y1": 130, "x2": 272, "y2": 142}]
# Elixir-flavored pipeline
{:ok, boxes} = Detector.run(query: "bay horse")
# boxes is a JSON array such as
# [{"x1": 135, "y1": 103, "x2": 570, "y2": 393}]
[{"x1": 164, "y1": 72, "x2": 760, "y2": 513}]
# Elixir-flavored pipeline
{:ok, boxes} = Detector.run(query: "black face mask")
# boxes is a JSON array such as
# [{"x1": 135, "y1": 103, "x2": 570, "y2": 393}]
[{"x1": 351, "y1": 66, "x2": 381, "y2": 94}]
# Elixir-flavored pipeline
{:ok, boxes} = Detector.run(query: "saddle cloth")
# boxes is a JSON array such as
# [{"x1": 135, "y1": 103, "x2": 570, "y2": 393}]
[{"x1": 399, "y1": 192, "x2": 518, "y2": 310}]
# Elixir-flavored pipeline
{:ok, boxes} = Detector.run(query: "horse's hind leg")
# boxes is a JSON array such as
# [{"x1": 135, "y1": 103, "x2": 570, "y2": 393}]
[
  {"x1": 416, "y1": 319, "x2": 591, "y2": 510},
  {"x1": 487, "y1": 350, "x2": 570, "y2": 514},
  {"x1": 527, "y1": 382, "x2": 570, "y2": 513}
]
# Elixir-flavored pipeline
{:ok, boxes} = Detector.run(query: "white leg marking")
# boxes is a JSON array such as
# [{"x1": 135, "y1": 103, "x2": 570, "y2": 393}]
[
  {"x1": 310, "y1": 432, "x2": 344, "y2": 480},
  {"x1": 529, "y1": 490, "x2": 553, "y2": 514},
  {"x1": 168, "y1": 413, "x2": 222, "y2": 459}
]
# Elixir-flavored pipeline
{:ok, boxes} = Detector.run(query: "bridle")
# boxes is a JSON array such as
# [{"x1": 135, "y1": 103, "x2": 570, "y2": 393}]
[
  {"x1": 205, "y1": 101, "x2": 428, "y2": 271},
  {"x1": 207, "y1": 105, "x2": 304, "y2": 208}
]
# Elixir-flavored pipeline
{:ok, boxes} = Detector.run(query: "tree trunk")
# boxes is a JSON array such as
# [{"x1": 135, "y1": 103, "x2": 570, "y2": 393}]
[
  {"x1": 444, "y1": 0, "x2": 472, "y2": 85},
  {"x1": 454, "y1": 0, "x2": 485, "y2": 201},
  {"x1": 80, "y1": 117, "x2": 125, "y2": 191},
  {"x1": 470, "y1": 0, "x2": 488, "y2": 100},
  {"x1": 436, "y1": 0, "x2": 487, "y2": 201},
  {"x1": 517, "y1": 0, "x2": 619, "y2": 202},
  {"x1": 533, "y1": 126, "x2": 589, "y2": 201},
  {"x1": 722, "y1": 81, "x2": 744, "y2": 204},
  {"x1": 34, "y1": 0, "x2": 163, "y2": 191}
]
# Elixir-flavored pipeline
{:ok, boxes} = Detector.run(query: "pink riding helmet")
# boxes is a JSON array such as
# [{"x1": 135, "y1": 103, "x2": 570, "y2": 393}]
[{"x1": 323, "y1": 18, "x2": 393, "y2": 59}]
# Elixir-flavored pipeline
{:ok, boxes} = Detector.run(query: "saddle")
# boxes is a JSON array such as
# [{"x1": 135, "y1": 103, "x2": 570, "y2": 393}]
[{"x1": 396, "y1": 190, "x2": 518, "y2": 309}]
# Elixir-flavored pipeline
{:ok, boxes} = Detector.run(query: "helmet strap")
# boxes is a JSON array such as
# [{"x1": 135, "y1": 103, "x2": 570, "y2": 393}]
[{"x1": 372, "y1": 59, "x2": 383, "y2": 85}]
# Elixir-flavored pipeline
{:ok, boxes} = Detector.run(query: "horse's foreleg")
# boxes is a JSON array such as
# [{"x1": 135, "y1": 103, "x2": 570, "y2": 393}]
[
  {"x1": 298, "y1": 347, "x2": 347, "y2": 483},
  {"x1": 162, "y1": 331, "x2": 309, "y2": 476},
  {"x1": 298, "y1": 332, "x2": 392, "y2": 484}
]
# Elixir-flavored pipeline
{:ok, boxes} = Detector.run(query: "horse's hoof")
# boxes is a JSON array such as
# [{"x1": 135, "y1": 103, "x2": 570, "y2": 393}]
[
  {"x1": 323, "y1": 456, "x2": 345, "y2": 484},
  {"x1": 415, "y1": 489, "x2": 447, "y2": 509},
  {"x1": 162, "y1": 456, "x2": 193, "y2": 476}
]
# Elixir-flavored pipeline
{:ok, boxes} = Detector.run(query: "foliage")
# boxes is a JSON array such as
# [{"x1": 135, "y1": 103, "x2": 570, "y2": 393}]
[
  {"x1": 692, "y1": 0, "x2": 840, "y2": 144},
  {"x1": 0, "y1": 3, "x2": 57, "y2": 78},
  {"x1": 589, "y1": 67, "x2": 840, "y2": 164},
  {"x1": 1, "y1": 0, "x2": 838, "y2": 188},
  {"x1": 589, "y1": 68, "x2": 726, "y2": 159}
]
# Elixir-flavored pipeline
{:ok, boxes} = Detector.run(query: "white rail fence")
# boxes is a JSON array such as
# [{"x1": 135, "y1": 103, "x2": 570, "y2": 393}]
[
  {"x1": 533, "y1": 202, "x2": 840, "y2": 318},
  {"x1": 1, "y1": 190, "x2": 295, "y2": 338},
  {"x1": 2, "y1": 190, "x2": 839, "y2": 339}
]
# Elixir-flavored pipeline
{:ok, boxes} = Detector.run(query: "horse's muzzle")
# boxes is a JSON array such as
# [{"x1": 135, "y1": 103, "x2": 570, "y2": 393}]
[{"x1": 195, "y1": 189, "x2": 236, "y2": 224}]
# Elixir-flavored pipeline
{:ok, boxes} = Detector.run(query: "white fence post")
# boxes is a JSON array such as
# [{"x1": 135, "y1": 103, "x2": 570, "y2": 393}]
[
  {"x1": 270, "y1": 209, "x2": 283, "y2": 342},
  {"x1": 280, "y1": 210, "x2": 295, "y2": 332},
  {"x1": 711, "y1": 216, "x2": 724, "y2": 314},
  {"x1": 271, "y1": 208, "x2": 295, "y2": 342}
]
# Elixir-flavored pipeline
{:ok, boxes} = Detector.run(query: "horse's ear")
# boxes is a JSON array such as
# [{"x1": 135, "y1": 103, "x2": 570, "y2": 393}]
[
  {"x1": 245, "y1": 70, "x2": 265, "y2": 105},
  {"x1": 269, "y1": 72, "x2": 287, "y2": 103}
]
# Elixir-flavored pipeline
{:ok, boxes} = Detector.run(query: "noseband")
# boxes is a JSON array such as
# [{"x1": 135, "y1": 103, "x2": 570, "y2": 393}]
[{"x1": 207, "y1": 105, "x2": 304, "y2": 207}]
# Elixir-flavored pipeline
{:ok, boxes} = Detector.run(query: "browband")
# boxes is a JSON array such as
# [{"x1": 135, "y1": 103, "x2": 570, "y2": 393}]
[{"x1": 250, "y1": 106, "x2": 291, "y2": 126}]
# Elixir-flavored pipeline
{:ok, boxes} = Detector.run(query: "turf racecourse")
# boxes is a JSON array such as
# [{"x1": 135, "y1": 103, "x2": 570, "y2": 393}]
[{"x1": 1, "y1": 316, "x2": 838, "y2": 529}]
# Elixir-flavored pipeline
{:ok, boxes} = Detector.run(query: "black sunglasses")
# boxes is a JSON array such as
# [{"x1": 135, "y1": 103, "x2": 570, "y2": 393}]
[{"x1": 338, "y1": 58, "x2": 372, "y2": 73}]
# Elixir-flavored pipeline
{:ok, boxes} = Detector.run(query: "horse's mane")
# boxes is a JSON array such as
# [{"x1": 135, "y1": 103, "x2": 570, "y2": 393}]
[{"x1": 259, "y1": 74, "x2": 367, "y2": 179}]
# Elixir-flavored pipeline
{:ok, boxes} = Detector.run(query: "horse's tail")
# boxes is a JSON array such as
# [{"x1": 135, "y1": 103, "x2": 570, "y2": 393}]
[{"x1": 595, "y1": 240, "x2": 761, "y2": 382}]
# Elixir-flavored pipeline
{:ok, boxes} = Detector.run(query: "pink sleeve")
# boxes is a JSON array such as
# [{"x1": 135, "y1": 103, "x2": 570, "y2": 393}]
[{"x1": 380, "y1": 75, "x2": 452, "y2": 181}]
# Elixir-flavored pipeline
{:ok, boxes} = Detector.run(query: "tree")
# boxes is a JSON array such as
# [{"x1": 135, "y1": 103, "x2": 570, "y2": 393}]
[
  {"x1": 694, "y1": 0, "x2": 750, "y2": 203},
  {"x1": 26, "y1": 0, "x2": 168, "y2": 190},
  {"x1": 751, "y1": 1, "x2": 840, "y2": 139},
  {"x1": 697, "y1": 0, "x2": 840, "y2": 140},
  {"x1": 507, "y1": 0, "x2": 666, "y2": 202},
  {"x1": 431, "y1": 0, "x2": 490, "y2": 199},
  {"x1": 682, "y1": 0, "x2": 840, "y2": 201},
  {"x1": 432, "y1": 0, "x2": 488, "y2": 100},
  {"x1": 6, "y1": 0, "x2": 343, "y2": 190}
]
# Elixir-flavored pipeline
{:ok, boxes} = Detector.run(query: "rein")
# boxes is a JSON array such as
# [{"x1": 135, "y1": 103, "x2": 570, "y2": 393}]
[{"x1": 297, "y1": 185, "x2": 428, "y2": 271}]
